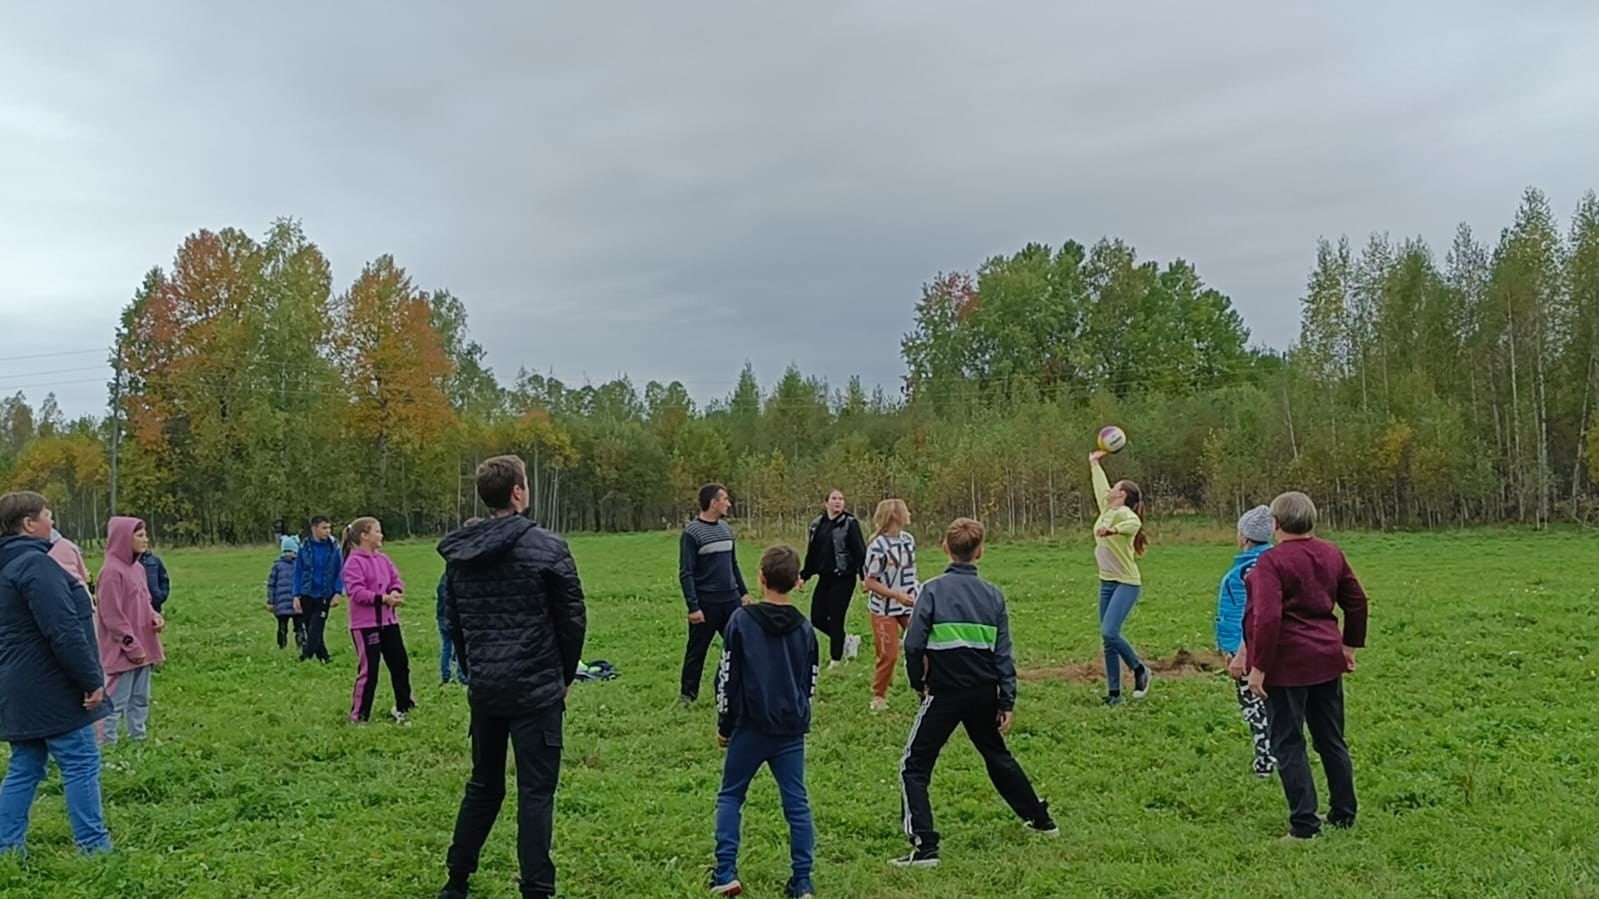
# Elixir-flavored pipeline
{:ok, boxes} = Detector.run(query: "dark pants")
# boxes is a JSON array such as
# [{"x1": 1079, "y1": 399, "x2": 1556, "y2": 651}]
[
  {"x1": 809, "y1": 575, "x2": 855, "y2": 662},
  {"x1": 299, "y1": 596, "x2": 333, "y2": 662},
  {"x1": 680, "y1": 600, "x2": 738, "y2": 701},
  {"x1": 446, "y1": 703, "x2": 564, "y2": 898},
  {"x1": 276, "y1": 613, "x2": 305, "y2": 650},
  {"x1": 900, "y1": 687, "x2": 1046, "y2": 853},
  {"x1": 350, "y1": 625, "x2": 415, "y2": 722},
  {"x1": 1267, "y1": 678, "x2": 1356, "y2": 838}
]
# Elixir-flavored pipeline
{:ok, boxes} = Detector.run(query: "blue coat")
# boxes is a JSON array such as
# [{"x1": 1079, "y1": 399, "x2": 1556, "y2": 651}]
[
  {"x1": 293, "y1": 537, "x2": 344, "y2": 599},
  {"x1": 0, "y1": 535, "x2": 109, "y2": 742},
  {"x1": 267, "y1": 556, "x2": 297, "y2": 615},
  {"x1": 1215, "y1": 543, "x2": 1270, "y2": 654},
  {"x1": 142, "y1": 552, "x2": 170, "y2": 612}
]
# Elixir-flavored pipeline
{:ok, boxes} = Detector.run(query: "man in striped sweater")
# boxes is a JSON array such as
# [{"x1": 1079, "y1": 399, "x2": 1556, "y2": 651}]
[{"x1": 679, "y1": 483, "x2": 753, "y2": 705}]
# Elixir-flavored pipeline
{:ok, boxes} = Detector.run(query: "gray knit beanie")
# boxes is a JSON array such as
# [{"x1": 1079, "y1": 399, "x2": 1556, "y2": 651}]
[{"x1": 1237, "y1": 505, "x2": 1274, "y2": 545}]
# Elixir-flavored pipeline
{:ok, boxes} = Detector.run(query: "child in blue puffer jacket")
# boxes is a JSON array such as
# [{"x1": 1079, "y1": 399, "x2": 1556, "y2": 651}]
[
  {"x1": 267, "y1": 537, "x2": 303, "y2": 651},
  {"x1": 1215, "y1": 505, "x2": 1276, "y2": 778}
]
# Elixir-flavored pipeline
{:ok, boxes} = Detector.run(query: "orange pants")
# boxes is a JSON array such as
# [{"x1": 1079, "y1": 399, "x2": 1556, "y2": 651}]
[{"x1": 871, "y1": 613, "x2": 911, "y2": 698}]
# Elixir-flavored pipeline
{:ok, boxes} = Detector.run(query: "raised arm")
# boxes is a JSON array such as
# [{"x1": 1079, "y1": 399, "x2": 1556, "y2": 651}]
[{"x1": 1090, "y1": 456, "x2": 1112, "y2": 516}]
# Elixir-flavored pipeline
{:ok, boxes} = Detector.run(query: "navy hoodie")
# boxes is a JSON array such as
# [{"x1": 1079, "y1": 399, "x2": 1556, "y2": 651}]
[{"x1": 715, "y1": 602, "x2": 818, "y2": 738}]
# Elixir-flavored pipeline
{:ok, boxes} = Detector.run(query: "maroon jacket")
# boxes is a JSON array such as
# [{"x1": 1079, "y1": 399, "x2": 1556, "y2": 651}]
[{"x1": 1244, "y1": 537, "x2": 1368, "y2": 688}]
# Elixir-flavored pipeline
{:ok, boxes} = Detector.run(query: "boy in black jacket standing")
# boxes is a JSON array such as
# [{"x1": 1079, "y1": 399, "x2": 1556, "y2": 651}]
[
  {"x1": 710, "y1": 545, "x2": 819, "y2": 899},
  {"x1": 894, "y1": 517, "x2": 1057, "y2": 869}
]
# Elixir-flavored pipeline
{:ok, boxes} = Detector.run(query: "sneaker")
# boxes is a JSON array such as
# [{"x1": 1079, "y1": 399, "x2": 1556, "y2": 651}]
[
  {"x1": 1025, "y1": 802, "x2": 1061, "y2": 836},
  {"x1": 390, "y1": 708, "x2": 410, "y2": 725},
  {"x1": 844, "y1": 634, "x2": 861, "y2": 659},
  {"x1": 870, "y1": 696, "x2": 889, "y2": 712},
  {"x1": 679, "y1": 694, "x2": 697, "y2": 708},
  {"x1": 827, "y1": 660, "x2": 841, "y2": 671},
  {"x1": 785, "y1": 877, "x2": 815, "y2": 899},
  {"x1": 1132, "y1": 666, "x2": 1153, "y2": 698},
  {"x1": 1253, "y1": 760, "x2": 1277, "y2": 779},
  {"x1": 1102, "y1": 694, "x2": 1123, "y2": 707},
  {"x1": 889, "y1": 847, "x2": 940, "y2": 868},
  {"x1": 709, "y1": 878, "x2": 743, "y2": 895}
]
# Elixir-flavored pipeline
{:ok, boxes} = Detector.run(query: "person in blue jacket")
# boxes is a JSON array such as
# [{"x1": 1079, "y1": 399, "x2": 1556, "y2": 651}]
[
  {"x1": 140, "y1": 546, "x2": 170, "y2": 613},
  {"x1": 0, "y1": 491, "x2": 112, "y2": 855},
  {"x1": 436, "y1": 519, "x2": 477, "y2": 685},
  {"x1": 1216, "y1": 504, "x2": 1277, "y2": 778},
  {"x1": 293, "y1": 516, "x2": 344, "y2": 663},
  {"x1": 267, "y1": 537, "x2": 303, "y2": 650}
]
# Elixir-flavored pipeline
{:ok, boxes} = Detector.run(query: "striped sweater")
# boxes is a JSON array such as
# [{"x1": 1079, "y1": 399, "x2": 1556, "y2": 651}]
[
  {"x1": 902, "y1": 562, "x2": 1018, "y2": 710},
  {"x1": 678, "y1": 517, "x2": 750, "y2": 612}
]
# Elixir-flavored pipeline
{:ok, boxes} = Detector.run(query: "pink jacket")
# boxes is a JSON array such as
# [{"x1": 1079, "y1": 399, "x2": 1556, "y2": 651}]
[
  {"x1": 342, "y1": 549, "x2": 404, "y2": 630},
  {"x1": 48, "y1": 535, "x2": 91, "y2": 590},
  {"x1": 96, "y1": 516, "x2": 165, "y2": 675}
]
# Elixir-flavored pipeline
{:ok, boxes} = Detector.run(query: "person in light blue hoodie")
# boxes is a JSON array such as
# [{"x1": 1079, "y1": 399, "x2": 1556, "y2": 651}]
[{"x1": 1216, "y1": 505, "x2": 1277, "y2": 778}]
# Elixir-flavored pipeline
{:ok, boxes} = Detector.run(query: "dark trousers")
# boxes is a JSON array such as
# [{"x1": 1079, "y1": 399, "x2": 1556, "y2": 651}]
[
  {"x1": 350, "y1": 625, "x2": 415, "y2": 722},
  {"x1": 299, "y1": 596, "x2": 333, "y2": 662},
  {"x1": 447, "y1": 703, "x2": 564, "y2": 898},
  {"x1": 275, "y1": 613, "x2": 305, "y2": 650},
  {"x1": 1267, "y1": 677, "x2": 1356, "y2": 838},
  {"x1": 900, "y1": 687, "x2": 1046, "y2": 853},
  {"x1": 809, "y1": 575, "x2": 855, "y2": 662},
  {"x1": 680, "y1": 600, "x2": 738, "y2": 701}
]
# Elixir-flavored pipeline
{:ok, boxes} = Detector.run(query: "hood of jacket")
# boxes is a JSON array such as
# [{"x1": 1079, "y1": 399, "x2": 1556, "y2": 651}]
[
  {"x1": 745, "y1": 601, "x2": 807, "y2": 635},
  {"x1": 0, "y1": 534, "x2": 51, "y2": 574},
  {"x1": 106, "y1": 516, "x2": 145, "y2": 567},
  {"x1": 438, "y1": 514, "x2": 534, "y2": 567}
]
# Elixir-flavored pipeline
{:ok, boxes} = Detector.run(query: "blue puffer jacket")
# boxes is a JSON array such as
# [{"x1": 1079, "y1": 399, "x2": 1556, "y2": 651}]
[
  {"x1": 1215, "y1": 543, "x2": 1270, "y2": 654},
  {"x1": 0, "y1": 535, "x2": 109, "y2": 742},
  {"x1": 266, "y1": 555, "x2": 297, "y2": 615}
]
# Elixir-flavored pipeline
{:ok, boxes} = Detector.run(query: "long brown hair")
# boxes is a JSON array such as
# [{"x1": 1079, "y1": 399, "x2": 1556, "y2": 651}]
[
  {"x1": 1117, "y1": 480, "x2": 1150, "y2": 557},
  {"x1": 342, "y1": 517, "x2": 379, "y2": 557}
]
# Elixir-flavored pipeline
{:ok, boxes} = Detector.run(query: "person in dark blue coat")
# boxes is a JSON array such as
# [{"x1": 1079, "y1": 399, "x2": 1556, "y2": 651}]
[
  {"x1": 140, "y1": 546, "x2": 170, "y2": 613},
  {"x1": 0, "y1": 491, "x2": 112, "y2": 855}
]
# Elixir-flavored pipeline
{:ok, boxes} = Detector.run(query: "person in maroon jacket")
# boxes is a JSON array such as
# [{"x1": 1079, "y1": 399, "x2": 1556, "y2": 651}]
[{"x1": 1244, "y1": 491, "x2": 1369, "y2": 840}]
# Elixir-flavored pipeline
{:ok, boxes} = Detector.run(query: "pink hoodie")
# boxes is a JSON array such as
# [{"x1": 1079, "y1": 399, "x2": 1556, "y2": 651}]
[
  {"x1": 48, "y1": 535, "x2": 91, "y2": 589},
  {"x1": 96, "y1": 516, "x2": 165, "y2": 675},
  {"x1": 342, "y1": 549, "x2": 404, "y2": 630}
]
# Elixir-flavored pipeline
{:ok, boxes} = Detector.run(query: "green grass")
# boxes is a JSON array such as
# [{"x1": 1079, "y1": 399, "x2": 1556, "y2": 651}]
[{"x1": 1, "y1": 530, "x2": 1597, "y2": 898}]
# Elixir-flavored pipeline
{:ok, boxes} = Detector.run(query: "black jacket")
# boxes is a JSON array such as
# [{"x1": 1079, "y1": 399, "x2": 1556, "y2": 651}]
[
  {"x1": 715, "y1": 603, "x2": 818, "y2": 738},
  {"x1": 800, "y1": 512, "x2": 866, "y2": 581},
  {"x1": 438, "y1": 515, "x2": 587, "y2": 717},
  {"x1": 0, "y1": 535, "x2": 109, "y2": 741}
]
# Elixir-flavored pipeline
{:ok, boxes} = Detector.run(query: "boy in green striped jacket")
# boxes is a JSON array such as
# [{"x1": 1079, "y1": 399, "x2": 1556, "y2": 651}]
[{"x1": 892, "y1": 517, "x2": 1059, "y2": 869}]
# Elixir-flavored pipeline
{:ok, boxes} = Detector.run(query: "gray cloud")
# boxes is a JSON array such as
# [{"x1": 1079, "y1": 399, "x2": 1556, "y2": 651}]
[{"x1": 4, "y1": 0, "x2": 1597, "y2": 416}]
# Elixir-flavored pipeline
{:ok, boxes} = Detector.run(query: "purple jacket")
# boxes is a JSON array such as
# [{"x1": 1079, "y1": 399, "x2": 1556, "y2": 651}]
[{"x1": 342, "y1": 550, "x2": 404, "y2": 630}]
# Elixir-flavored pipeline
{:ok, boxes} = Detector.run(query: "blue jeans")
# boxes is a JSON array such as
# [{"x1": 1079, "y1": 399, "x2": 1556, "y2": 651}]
[
  {"x1": 1098, "y1": 580, "x2": 1144, "y2": 693},
  {"x1": 714, "y1": 730, "x2": 814, "y2": 887},
  {"x1": 0, "y1": 724, "x2": 112, "y2": 855},
  {"x1": 439, "y1": 624, "x2": 467, "y2": 684}
]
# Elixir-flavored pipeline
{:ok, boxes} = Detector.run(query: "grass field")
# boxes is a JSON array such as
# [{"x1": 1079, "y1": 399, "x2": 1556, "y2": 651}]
[{"x1": 1, "y1": 528, "x2": 1597, "y2": 898}]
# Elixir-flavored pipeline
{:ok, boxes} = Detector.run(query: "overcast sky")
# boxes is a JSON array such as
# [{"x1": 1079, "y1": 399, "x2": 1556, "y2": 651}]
[{"x1": 3, "y1": 1, "x2": 1597, "y2": 419}]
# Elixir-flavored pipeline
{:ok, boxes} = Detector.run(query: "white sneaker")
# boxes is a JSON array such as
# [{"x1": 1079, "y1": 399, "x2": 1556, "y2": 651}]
[
  {"x1": 870, "y1": 697, "x2": 889, "y2": 712},
  {"x1": 828, "y1": 660, "x2": 841, "y2": 671},
  {"x1": 844, "y1": 634, "x2": 861, "y2": 659},
  {"x1": 390, "y1": 707, "x2": 410, "y2": 725}
]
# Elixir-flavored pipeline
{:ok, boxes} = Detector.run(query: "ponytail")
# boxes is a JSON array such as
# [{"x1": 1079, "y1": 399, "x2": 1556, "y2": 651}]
[
  {"x1": 1118, "y1": 481, "x2": 1151, "y2": 557},
  {"x1": 342, "y1": 517, "x2": 378, "y2": 557}
]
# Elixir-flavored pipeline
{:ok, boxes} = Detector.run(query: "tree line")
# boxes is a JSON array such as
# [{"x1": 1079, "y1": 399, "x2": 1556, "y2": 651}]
[{"x1": 3, "y1": 187, "x2": 1596, "y2": 545}]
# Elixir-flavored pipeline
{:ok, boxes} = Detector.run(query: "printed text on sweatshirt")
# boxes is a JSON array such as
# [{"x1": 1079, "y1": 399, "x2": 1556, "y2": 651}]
[{"x1": 715, "y1": 603, "x2": 819, "y2": 738}]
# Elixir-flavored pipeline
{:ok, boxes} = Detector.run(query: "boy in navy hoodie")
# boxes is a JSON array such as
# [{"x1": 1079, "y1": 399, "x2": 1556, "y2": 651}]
[{"x1": 710, "y1": 545, "x2": 818, "y2": 899}]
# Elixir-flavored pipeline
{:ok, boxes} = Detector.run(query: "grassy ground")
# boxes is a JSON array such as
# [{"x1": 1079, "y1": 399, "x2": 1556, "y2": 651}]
[{"x1": 0, "y1": 529, "x2": 1596, "y2": 898}]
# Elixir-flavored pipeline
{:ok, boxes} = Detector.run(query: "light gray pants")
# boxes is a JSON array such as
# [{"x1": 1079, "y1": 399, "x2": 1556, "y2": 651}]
[{"x1": 103, "y1": 665, "x2": 153, "y2": 745}]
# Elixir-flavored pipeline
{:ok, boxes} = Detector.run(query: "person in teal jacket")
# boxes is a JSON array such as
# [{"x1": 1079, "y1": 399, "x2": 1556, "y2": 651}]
[{"x1": 1216, "y1": 505, "x2": 1276, "y2": 778}]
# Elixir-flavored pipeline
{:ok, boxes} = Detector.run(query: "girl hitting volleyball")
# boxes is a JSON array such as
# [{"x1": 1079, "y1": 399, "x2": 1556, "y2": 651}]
[
  {"x1": 1089, "y1": 426, "x2": 1152, "y2": 706},
  {"x1": 340, "y1": 518, "x2": 416, "y2": 724},
  {"x1": 862, "y1": 498, "x2": 919, "y2": 711}
]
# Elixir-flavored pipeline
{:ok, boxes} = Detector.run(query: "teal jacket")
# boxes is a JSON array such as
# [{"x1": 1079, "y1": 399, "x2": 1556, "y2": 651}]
[{"x1": 1215, "y1": 543, "x2": 1270, "y2": 654}]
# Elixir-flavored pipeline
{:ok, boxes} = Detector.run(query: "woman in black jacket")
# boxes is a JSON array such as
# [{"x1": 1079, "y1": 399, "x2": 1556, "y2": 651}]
[{"x1": 799, "y1": 489, "x2": 867, "y2": 668}]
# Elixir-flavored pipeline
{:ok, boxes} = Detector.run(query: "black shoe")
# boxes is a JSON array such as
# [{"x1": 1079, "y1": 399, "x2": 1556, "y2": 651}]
[
  {"x1": 889, "y1": 847, "x2": 940, "y2": 868},
  {"x1": 679, "y1": 694, "x2": 696, "y2": 707},
  {"x1": 1103, "y1": 693, "x2": 1123, "y2": 707},
  {"x1": 438, "y1": 890, "x2": 468, "y2": 899},
  {"x1": 1025, "y1": 801, "x2": 1061, "y2": 836}
]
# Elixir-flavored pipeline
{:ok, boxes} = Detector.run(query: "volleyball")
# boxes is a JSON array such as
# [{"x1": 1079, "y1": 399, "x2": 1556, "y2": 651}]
[{"x1": 1097, "y1": 425, "x2": 1128, "y2": 454}]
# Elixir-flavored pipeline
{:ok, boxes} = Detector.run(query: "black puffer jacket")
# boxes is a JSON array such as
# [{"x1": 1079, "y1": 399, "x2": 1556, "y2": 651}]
[{"x1": 439, "y1": 515, "x2": 587, "y2": 717}]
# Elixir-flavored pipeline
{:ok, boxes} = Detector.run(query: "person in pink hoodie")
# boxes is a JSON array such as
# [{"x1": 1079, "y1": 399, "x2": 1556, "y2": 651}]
[
  {"x1": 95, "y1": 517, "x2": 165, "y2": 746},
  {"x1": 341, "y1": 517, "x2": 415, "y2": 724},
  {"x1": 48, "y1": 528, "x2": 92, "y2": 594}
]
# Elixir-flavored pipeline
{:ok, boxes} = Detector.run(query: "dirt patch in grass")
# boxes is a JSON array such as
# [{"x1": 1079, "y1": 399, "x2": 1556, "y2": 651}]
[{"x1": 1019, "y1": 648, "x2": 1226, "y2": 683}]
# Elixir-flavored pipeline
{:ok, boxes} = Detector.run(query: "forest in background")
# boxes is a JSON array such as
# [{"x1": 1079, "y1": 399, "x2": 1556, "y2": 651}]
[{"x1": 3, "y1": 187, "x2": 1597, "y2": 545}]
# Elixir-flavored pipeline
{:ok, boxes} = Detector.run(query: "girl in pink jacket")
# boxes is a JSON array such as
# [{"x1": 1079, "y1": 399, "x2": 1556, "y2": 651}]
[
  {"x1": 95, "y1": 516, "x2": 165, "y2": 745},
  {"x1": 340, "y1": 517, "x2": 415, "y2": 724}
]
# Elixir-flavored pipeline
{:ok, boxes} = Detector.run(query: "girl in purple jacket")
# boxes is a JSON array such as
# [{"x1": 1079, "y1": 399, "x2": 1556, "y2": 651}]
[{"x1": 340, "y1": 518, "x2": 415, "y2": 724}]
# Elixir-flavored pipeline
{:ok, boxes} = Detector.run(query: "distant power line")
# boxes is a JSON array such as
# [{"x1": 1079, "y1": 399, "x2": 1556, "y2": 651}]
[{"x1": 0, "y1": 347, "x2": 105, "y2": 363}]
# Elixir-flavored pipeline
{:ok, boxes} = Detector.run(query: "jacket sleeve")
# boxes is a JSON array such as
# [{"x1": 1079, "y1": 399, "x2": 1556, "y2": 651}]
[
  {"x1": 1244, "y1": 556, "x2": 1283, "y2": 675},
  {"x1": 267, "y1": 564, "x2": 278, "y2": 605},
  {"x1": 343, "y1": 559, "x2": 380, "y2": 606},
  {"x1": 807, "y1": 625, "x2": 820, "y2": 698},
  {"x1": 444, "y1": 568, "x2": 468, "y2": 674},
  {"x1": 386, "y1": 557, "x2": 404, "y2": 595},
  {"x1": 435, "y1": 575, "x2": 447, "y2": 621},
  {"x1": 98, "y1": 570, "x2": 151, "y2": 663},
  {"x1": 730, "y1": 539, "x2": 749, "y2": 597},
  {"x1": 714, "y1": 616, "x2": 741, "y2": 738},
  {"x1": 22, "y1": 560, "x2": 103, "y2": 693},
  {"x1": 679, "y1": 529, "x2": 700, "y2": 612},
  {"x1": 332, "y1": 547, "x2": 345, "y2": 595},
  {"x1": 903, "y1": 583, "x2": 934, "y2": 694},
  {"x1": 1215, "y1": 569, "x2": 1245, "y2": 654},
  {"x1": 1091, "y1": 462, "x2": 1112, "y2": 516},
  {"x1": 293, "y1": 550, "x2": 308, "y2": 597},
  {"x1": 799, "y1": 517, "x2": 818, "y2": 581},
  {"x1": 994, "y1": 591, "x2": 1018, "y2": 711},
  {"x1": 847, "y1": 518, "x2": 868, "y2": 579},
  {"x1": 155, "y1": 557, "x2": 171, "y2": 602},
  {"x1": 1336, "y1": 553, "x2": 1369, "y2": 649},
  {"x1": 1112, "y1": 509, "x2": 1142, "y2": 536},
  {"x1": 545, "y1": 541, "x2": 588, "y2": 685}
]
